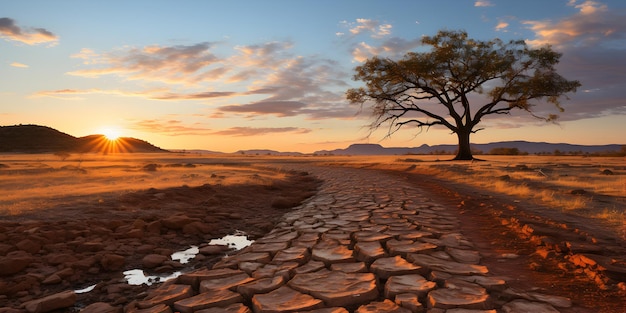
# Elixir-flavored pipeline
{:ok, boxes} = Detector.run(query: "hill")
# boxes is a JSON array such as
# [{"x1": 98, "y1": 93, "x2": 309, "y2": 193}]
[
  {"x1": 314, "y1": 141, "x2": 624, "y2": 155},
  {"x1": 0, "y1": 125, "x2": 167, "y2": 153}
]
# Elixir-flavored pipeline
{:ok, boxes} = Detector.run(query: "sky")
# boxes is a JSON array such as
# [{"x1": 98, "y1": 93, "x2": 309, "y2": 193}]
[{"x1": 1, "y1": 0, "x2": 625, "y2": 153}]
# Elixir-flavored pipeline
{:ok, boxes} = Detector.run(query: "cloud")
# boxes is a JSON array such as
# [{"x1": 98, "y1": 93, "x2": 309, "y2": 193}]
[
  {"x1": 10, "y1": 62, "x2": 28, "y2": 68},
  {"x1": 474, "y1": 1, "x2": 494, "y2": 7},
  {"x1": 218, "y1": 101, "x2": 307, "y2": 117},
  {"x1": 31, "y1": 88, "x2": 169, "y2": 100},
  {"x1": 495, "y1": 21, "x2": 509, "y2": 32},
  {"x1": 68, "y1": 42, "x2": 222, "y2": 85},
  {"x1": 0, "y1": 17, "x2": 58, "y2": 45},
  {"x1": 151, "y1": 91, "x2": 237, "y2": 100},
  {"x1": 211, "y1": 127, "x2": 311, "y2": 137},
  {"x1": 350, "y1": 37, "x2": 422, "y2": 62},
  {"x1": 523, "y1": 0, "x2": 626, "y2": 48},
  {"x1": 342, "y1": 19, "x2": 392, "y2": 38},
  {"x1": 130, "y1": 119, "x2": 212, "y2": 136}
]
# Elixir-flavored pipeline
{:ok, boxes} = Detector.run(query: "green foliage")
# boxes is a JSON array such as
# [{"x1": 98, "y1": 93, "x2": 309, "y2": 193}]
[{"x1": 347, "y1": 29, "x2": 581, "y2": 160}]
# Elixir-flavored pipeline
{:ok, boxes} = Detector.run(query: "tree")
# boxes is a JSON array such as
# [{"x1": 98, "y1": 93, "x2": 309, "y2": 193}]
[{"x1": 347, "y1": 30, "x2": 581, "y2": 160}]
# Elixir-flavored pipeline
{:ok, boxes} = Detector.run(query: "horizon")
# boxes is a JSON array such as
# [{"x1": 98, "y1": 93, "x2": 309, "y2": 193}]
[{"x1": 2, "y1": 1, "x2": 626, "y2": 153}]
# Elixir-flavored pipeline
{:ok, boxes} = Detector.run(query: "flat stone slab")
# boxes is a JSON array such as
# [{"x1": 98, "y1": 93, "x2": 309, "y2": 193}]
[
  {"x1": 237, "y1": 276, "x2": 285, "y2": 300},
  {"x1": 354, "y1": 241, "x2": 386, "y2": 263},
  {"x1": 355, "y1": 299, "x2": 411, "y2": 313},
  {"x1": 138, "y1": 284, "x2": 194, "y2": 309},
  {"x1": 199, "y1": 273, "x2": 255, "y2": 292},
  {"x1": 213, "y1": 252, "x2": 272, "y2": 269},
  {"x1": 393, "y1": 293, "x2": 424, "y2": 313},
  {"x1": 311, "y1": 240, "x2": 355, "y2": 265},
  {"x1": 272, "y1": 246, "x2": 310, "y2": 264},
  {"x1": 195, "y1": 303, "x2": 252, "y2": 313},
  {"x1": 330, "y1": 262, "x2": 368, "y2": 273},
  {"x1": 352, "y1": 230, "x2": 392, "y2": 242},
  {"x1": 289, "y1": 271, "x2": 379, "y2": 307},
  {"x1": 407, "y1": 254, "x2": 488, "y2": 275},
  {"x1": 384, "y1": 274, "x2": 437, "y2": 298},
  {"x1": 251, "y1": 286, "x2": 324, "y2": 313},
  {"x1": 386, "y1": 239, "x2": 438, "y2": 256},
  {"x1": 427, "y1": 288, "x2": 490, "y2": 310},
  {"x1": 446, "y1": 247, "x2": 481, "y2": 264},
  {"x1": 370, "y1": 256, "x2": 423, "y2": 279},
  {"x1": 501, "y1": 300, "x2": 559, "y2": 313},
  {"x1": 173, "y1": 289, "x2": 243, "y2": 313}
]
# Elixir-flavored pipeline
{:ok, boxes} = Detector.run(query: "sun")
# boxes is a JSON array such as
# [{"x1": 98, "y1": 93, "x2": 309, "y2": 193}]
[{"x1": 101, "y1": 128, "x2": 121, "y2": 141}]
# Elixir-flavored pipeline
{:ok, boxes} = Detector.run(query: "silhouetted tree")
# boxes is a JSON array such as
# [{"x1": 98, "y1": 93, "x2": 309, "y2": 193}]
[{"x1": 347, "y1": 30, "x2": 581, "y2": 160}]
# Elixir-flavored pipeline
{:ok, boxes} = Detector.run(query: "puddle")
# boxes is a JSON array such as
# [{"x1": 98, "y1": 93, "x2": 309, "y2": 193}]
[
  {"x1": 208, "y1": 232, "x2": 254, "y2": 251},
  {"x1": 122, "y1": 232, "x2": 254, "y2": 287},
  {"x1": 75, "y1": 284, "x2": 96, "y2": 294},
  {"x1": 171, "y1": 245, "x2": 199, "y2": 264},
  {"x1": 124, "y1": 269, "x2": 182, "y2": 286}
]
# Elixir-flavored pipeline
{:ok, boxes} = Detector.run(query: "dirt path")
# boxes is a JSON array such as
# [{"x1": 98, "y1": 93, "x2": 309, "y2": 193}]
[{"x1": 396, "y1": 168, "x2": 626, "y2": 312}]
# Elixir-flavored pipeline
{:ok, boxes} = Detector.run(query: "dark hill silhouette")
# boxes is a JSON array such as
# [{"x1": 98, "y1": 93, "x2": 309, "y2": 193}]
[
  {"x1": 0, "y1": 125, "x2": 167, "y2": 153},
  {"x1": 315, "y1": 142, "x2": 624, "y2": 155}
]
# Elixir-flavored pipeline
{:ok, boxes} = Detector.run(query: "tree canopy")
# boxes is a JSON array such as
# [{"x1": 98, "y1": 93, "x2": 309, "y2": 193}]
[{"x1": 347, "y1": 29, "x2": 581, "y2": 160}]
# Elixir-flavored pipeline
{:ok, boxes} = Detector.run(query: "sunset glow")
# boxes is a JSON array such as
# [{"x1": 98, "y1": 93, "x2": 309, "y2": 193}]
[{"x1": 1, "y1": 1, "x2": 625, "y2": 152}]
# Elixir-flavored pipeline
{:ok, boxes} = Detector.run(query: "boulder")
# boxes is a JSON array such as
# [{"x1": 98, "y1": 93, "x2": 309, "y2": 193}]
[
  {"x1": 23, "y1": 290, "x2": 76, "y2": 313},
  {"x1": 0, "y1": 251, "x2": 32, "y2": 275},
  {"x1": 142, "y1": 254, "x2": 169, "y2": 269},
  {"x1": 101, "y1": 254, "x2": 126, "y2": 271}
]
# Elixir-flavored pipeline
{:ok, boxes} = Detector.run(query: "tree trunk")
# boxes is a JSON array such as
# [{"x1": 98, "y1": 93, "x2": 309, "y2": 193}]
[{"x1": 453, "y1": 129, "x2": 473, "y2": 160}]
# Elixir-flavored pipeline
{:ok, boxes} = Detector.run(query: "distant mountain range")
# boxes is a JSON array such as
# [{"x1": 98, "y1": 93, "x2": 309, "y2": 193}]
[
  {"x1": 314, "y1": 142, "x2": 624, "y2": 155},
  {"x1": 0, "y1": 124, "x2": 167, "y2": 153}
]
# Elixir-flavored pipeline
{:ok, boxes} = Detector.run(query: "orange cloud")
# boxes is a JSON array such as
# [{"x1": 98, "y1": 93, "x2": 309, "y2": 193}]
[
  {"x1": 0, "y1": 17, "x2": 58, "y2": 45},
  {"x1": 130, "y1": 119, "x2": 212, "y2": 136},
  {"x1": 524, "y1": 0, "x2": 624, "y2": 47},
  {"x1": 212, "y1": 127, "x2": 311, "y2": 137},
  {"x1": 10, "y1": 62, "x2": 28, "y2": 68}
]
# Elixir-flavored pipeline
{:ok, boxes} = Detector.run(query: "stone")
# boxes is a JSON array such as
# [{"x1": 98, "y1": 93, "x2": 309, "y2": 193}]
[
  {"x1": 173, "y1": 289, "x2": 243, "y2": 313},
  {"x1": 0, "y1": 251, "x2": 32, "y2": 276},
  {"x1": 289, "y1": 271, "x2": 378, "y2": 307},
  {"x1": 16, "y1": 239, "x2": 41, "y2": 254},
  {"x1": 370, "y1": 256, "x2": 423, "y2": 279},
  {"x1": 237, "y1": 276, "x2": 285, "y2": 300},
  {"x1": 138, "y1": 284, "x2": 194, "y2": 309},
  {"x1": 455, "y1": 276, "x2": 507, "y2": 291},
  {"x1": 446, "y1": 248, "x2": 481, "y2": 264},
  {"x1": 501, "y1": 300, "x2": 559, "y2": 313},
  {"x1": 199, "y1": 272, "x2": 255, "y2": 292},
  {"x1": 42, "y1": 274, "x2": 62, "y2": 285},
  {"x1": 299, "y1": 309, "x2": 349, "y2": 313},
  {"x1": 355, "y1": 299, "x2": 411, "y2": 313},
  {"x1": 177, "y1": 268, "x2": 244, "y2": 287},
  {"x1": 251, "y1": 242, "x2": 290, "y2": 255},
  {"x1": 199, "y1": 244, "x2": 230, "y2": 255},
  {"x1": 142, "y1": 254, "x2": 169, "y2": 269},
  {"x1": 195, "y1": 303, "x2": 251, "y2": 313},
  {"x1": 101, "y1": 254, "x2": 125, "y2": 271},
  {"x1": 161, "y1": 215, "x2": 199, "y2": 230},
  {"x1": 407, "y1": 254, "x2": 488, "y2": 275},
  {"x1": 353, "y1": 230, "x2": 392, "y2": 242},
  {"x1": 330, "y1": 262, "x2": 368, "y2": 273},
  {"x1": 293, "y1": 260, "x2": 326, "y2": 274},
  {"x1": 384, "y1": 274, "x2": 437, "y2": 298},
  {"x1": 23, "y1": 290, "x2": 76, "y2": 313},
  {"x1": 527, "y1": 292, "x2": 572, "y2": 308},
  {"x1": 427, "y1": 287, "x2": 489, "y2": 310},
  {"x1": 251, "y1": 286, "x2": 324, "y2": 313},
  {"x1": 80, "y1": 302, "x2": 123, "y2": 313},
  {"x1": 213, "y1": 252, "x2": 272, "y2": 269},
  {"x1": 394, "y1": 293, "x2": 424, "y2": 313},
  {"x1": 272, "y1": 246, "x2": 310, "y2": 265},
  {"x1": 354, "y1": 241, "x2": 386, "y2": 263},
  {"x1": 132, "y1": 304, "x2": 172, "y2": 313},
  {"x1": 311, "y1": 240, "x2": 354, "y2": 265},
  {"x1": 386, "y1": 240, "x2": 437, "y2": 257}
]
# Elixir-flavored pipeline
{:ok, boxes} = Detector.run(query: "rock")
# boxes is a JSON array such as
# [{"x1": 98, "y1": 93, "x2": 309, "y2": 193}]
[
  {"x1": 570, "y1": 189, "x2": 586, "y2": 195},
  {"x1": 142, "y1": 254, "x2": 169, "y2": 269},
  {"x1": 138, "y1": 284, "x2": 194, "y2": 309},
  {"x1": 289, "y1": 271, "x2": 378, "y2": 307},
  {"x1": 330, "y1": 262, "x2": 368, "y2": 273},
  {"x1": 182, "y1": 221, "x2": 212, "y2": 235},
  {"x1": 199, "y1": 245, "x2": 231, "y2": 256},
  {"x1": 161, "y1": 215, "x2": 198, "y2": 230},
  {"x1": 446, "y1": 248, "x2": 481, "y2": 264},
  {"x1": 0, "y1": 251, "x2": 32, "y2": 275},
  {"x1": 81, "y1": 302, "x2": 123, "y2": 313},
  {"x1": 16, "y1": 239, "x2": 41, "y2": 254},
  {"x1": 195, "y1": 303, "x2": 251, "y2": 313},
  {"x1": 101, "y1": 254, "x2": 126, "y2": 271},
  {"x1": 393, "y1": 293, "x2": 424, "y2": 313},
  {"x1": 251, "y1": 286, "x2": 324, "y2": 312},
  {"x1": 354, "y1": 241, "x2": 387, "y2": 263},
  {"x1": 199, "y1": 273, "x2": 255, "y2": 292},
  {"x1": 501, "y1": 300, "x2": 559, "y2": 313},
  {"x1": 173, "y1": 289, "x2": 243, "y2": 313},
  {"x1": 384, "y1": 274, "x2": 437, "y2": 298},
  {"x1": 213, "y1": 252, "x2": 272, "y2": 269},
  {"x1": 426, "y1": 279, "x2": 489, "y2": 310},
  {"x1": 356, "y1": 299, "x2": 412, "y2": 312},
  {"x1": 407, "y1": 254, "x2": 488, "y2": 275},
  {"x1": 42, "y1": 274, "x2": 62, "y2": 285},
  {"x1": 311, "y1": 240, "x2": 355, "y2": 265},
  {"x1": 601, "y1": 169, "x2": 614, "y2": 175},
  {"x1": 177, "y1": 268, "x2": 244, "y2": 287},
  {"x1": 386, "y1": 239, "x2": 437, "y2": 257},
  {"x1": 237, "y1": 276, "x2": 285, "y2": 300},
  {"x1": 370, "y1": 256, "x2": 423, "y2": 279},
  {"x1": 23, "y1": 290, "x2": 76, "y2": 313},
  {"x1": 271, "y1": 246, "x2": 310, "y2": 265}
]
